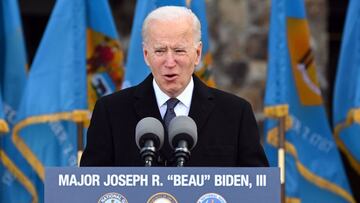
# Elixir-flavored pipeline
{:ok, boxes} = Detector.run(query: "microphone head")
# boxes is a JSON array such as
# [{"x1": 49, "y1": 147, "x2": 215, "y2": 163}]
[
  {"x1": 168, "y1": 116, "x2": 198, "y2": 150},
  {"x1": 135, "y1": 117, "x2": 164, "y2": 150}
]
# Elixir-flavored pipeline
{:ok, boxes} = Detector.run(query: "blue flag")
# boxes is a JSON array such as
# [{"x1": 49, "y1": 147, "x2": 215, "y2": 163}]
[
  {"x1": 264, "y1": 0, "x2": 355, "y2": 202},
  {"x1": 333, "y1": 0, "x2": 360, "y2": 176},
  {"x1": 0, "y1": 0, "x2": 41, "y2": 202},
  {"x1": 124, "y1": 0, "x2": 215, "y2": 88},
  {"x1": 11, "y1": 0, "x2": 124, "y2": 201}
]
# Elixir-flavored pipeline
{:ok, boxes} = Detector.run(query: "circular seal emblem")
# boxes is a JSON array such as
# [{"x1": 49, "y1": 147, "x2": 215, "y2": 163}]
[
  {"x1": 147, "y1": 192, "x2": 178, "y2": 203},
  {"x1": 197, "y1": 193, "x2": 227, "y2": 203},
  {"x1": 98, "y1": 192, "x2": 128, "y2": 203}
]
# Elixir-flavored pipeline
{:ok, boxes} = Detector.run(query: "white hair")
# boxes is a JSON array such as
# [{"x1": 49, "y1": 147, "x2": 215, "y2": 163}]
[{"x1": 142, "y1": 6, "x2": 201, "y2": 45}]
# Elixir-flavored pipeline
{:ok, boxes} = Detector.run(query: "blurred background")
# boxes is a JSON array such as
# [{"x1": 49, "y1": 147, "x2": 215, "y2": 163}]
[
  {"x1": 1, "y1": 0, "x2": 358, "y2": 202},
  {"x1": 19, "y1": 0, "x2": 346, "y2": 119}
]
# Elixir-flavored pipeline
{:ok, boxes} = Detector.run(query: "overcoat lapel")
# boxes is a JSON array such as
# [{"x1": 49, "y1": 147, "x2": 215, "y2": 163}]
[
  {"x1": 189, "y1": 76, "x2": 215, "y2": 134},
  {"x1": 133, "y1": 74, "x2": 162, "y2": 122}
]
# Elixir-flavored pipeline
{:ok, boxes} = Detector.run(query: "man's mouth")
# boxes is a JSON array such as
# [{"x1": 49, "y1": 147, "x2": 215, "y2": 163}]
[{"x1": 164, "y1": 74, "x2": 178, "y2": 81}]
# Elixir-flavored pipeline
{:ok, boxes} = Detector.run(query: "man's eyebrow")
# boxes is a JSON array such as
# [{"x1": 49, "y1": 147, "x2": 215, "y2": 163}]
[
  {"x1": 153, "y1": 44, "x2": 167, "y2": 49},
  {"x1": 171, "y1": 44, "x2": 189, "y2": 49},
  {"x1": 172, "y1": 46, "x2": 186, "y2": 49}
]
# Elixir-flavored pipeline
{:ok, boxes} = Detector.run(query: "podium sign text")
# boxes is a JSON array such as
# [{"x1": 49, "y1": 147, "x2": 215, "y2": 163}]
[{"x1": 45, "y1": 167, "x2": 280, "y2": 203}]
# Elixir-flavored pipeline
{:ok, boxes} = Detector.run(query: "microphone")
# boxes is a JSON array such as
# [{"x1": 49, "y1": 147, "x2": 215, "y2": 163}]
[
  {"x1": 168, "y1": 116, "x2": 198, "y2": 167},
  {"x1": 135, "y1": 117, "x2": 164, "y2": 167}
]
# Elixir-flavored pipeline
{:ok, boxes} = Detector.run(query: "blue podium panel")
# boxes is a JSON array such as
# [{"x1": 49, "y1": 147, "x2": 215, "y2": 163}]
[{"x1": 45, "y1": 167, "x2": 280, "y2": 203}]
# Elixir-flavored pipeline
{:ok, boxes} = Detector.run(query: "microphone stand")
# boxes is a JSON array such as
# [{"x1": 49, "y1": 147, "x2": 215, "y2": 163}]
[
  {"x1": 140, "y1": 140, "x2": 156, "y2": 167},
  {"x1": 175, "y1": 140, "x2": 190, "y2": 167}
]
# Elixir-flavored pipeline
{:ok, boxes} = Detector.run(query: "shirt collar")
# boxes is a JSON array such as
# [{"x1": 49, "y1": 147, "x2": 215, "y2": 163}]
[{"x1": 153, "y1": 77, "x2": 194, "y2": 108}]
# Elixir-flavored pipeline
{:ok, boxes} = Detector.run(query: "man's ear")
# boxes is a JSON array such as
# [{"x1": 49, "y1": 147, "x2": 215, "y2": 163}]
[
  {"x1": 195, "y1": 41, "x2": 203, "y2": 66},
  {"x1": 143, "y1": 43, "x2": 150, "y2": 66}
]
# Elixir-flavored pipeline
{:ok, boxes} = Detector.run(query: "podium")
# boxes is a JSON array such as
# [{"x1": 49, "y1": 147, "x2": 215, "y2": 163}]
[{"x1": 45, "y1": 167, "x2": 280, "y2": 202}]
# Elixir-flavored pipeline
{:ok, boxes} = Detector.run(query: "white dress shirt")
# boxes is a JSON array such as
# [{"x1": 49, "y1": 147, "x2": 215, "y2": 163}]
[{"x1": 153, "y1": 77, "x2": 194, "y2": 119}]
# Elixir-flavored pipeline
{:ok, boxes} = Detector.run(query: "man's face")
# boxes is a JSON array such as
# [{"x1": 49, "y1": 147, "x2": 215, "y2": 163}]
[{"x1": 143, "y1": 18, "x2": 202, "y2": 97}]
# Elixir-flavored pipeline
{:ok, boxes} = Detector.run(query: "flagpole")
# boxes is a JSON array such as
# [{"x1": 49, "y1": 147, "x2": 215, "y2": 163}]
[
  {"x1": 77, "y1": 122, "x2": 84, "y2": 166},
  {"x1": 278, "y1": 116, "x2": 286, "y2": 203}
]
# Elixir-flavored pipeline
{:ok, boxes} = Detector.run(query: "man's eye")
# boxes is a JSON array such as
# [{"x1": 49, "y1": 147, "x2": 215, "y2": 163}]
[
  {"x1": 155, "y1": 49, "x2": 165, "y2": 53},
  {"x1": 175, "y1": 49, "x2": 186, "y2": 54}
]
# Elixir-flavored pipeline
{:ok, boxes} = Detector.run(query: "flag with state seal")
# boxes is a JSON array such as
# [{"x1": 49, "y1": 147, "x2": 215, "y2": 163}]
[
  {"x1": 264, "y1": 0, "x2": 355, "y2": 202},
  {"x1": 11, "y1": 0, "x2": 124, "y2": 201}
]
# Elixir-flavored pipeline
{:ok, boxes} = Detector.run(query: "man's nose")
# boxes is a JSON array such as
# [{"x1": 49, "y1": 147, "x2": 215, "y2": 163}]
[{"x1": 164, "y1": 51, "x2": 176, "y2": 67}]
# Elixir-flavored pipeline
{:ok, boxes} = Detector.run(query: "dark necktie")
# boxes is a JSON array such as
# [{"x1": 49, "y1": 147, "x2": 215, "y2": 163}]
[{"x1": 163, "y1": 98, "x2": 180, "y2": 130}]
